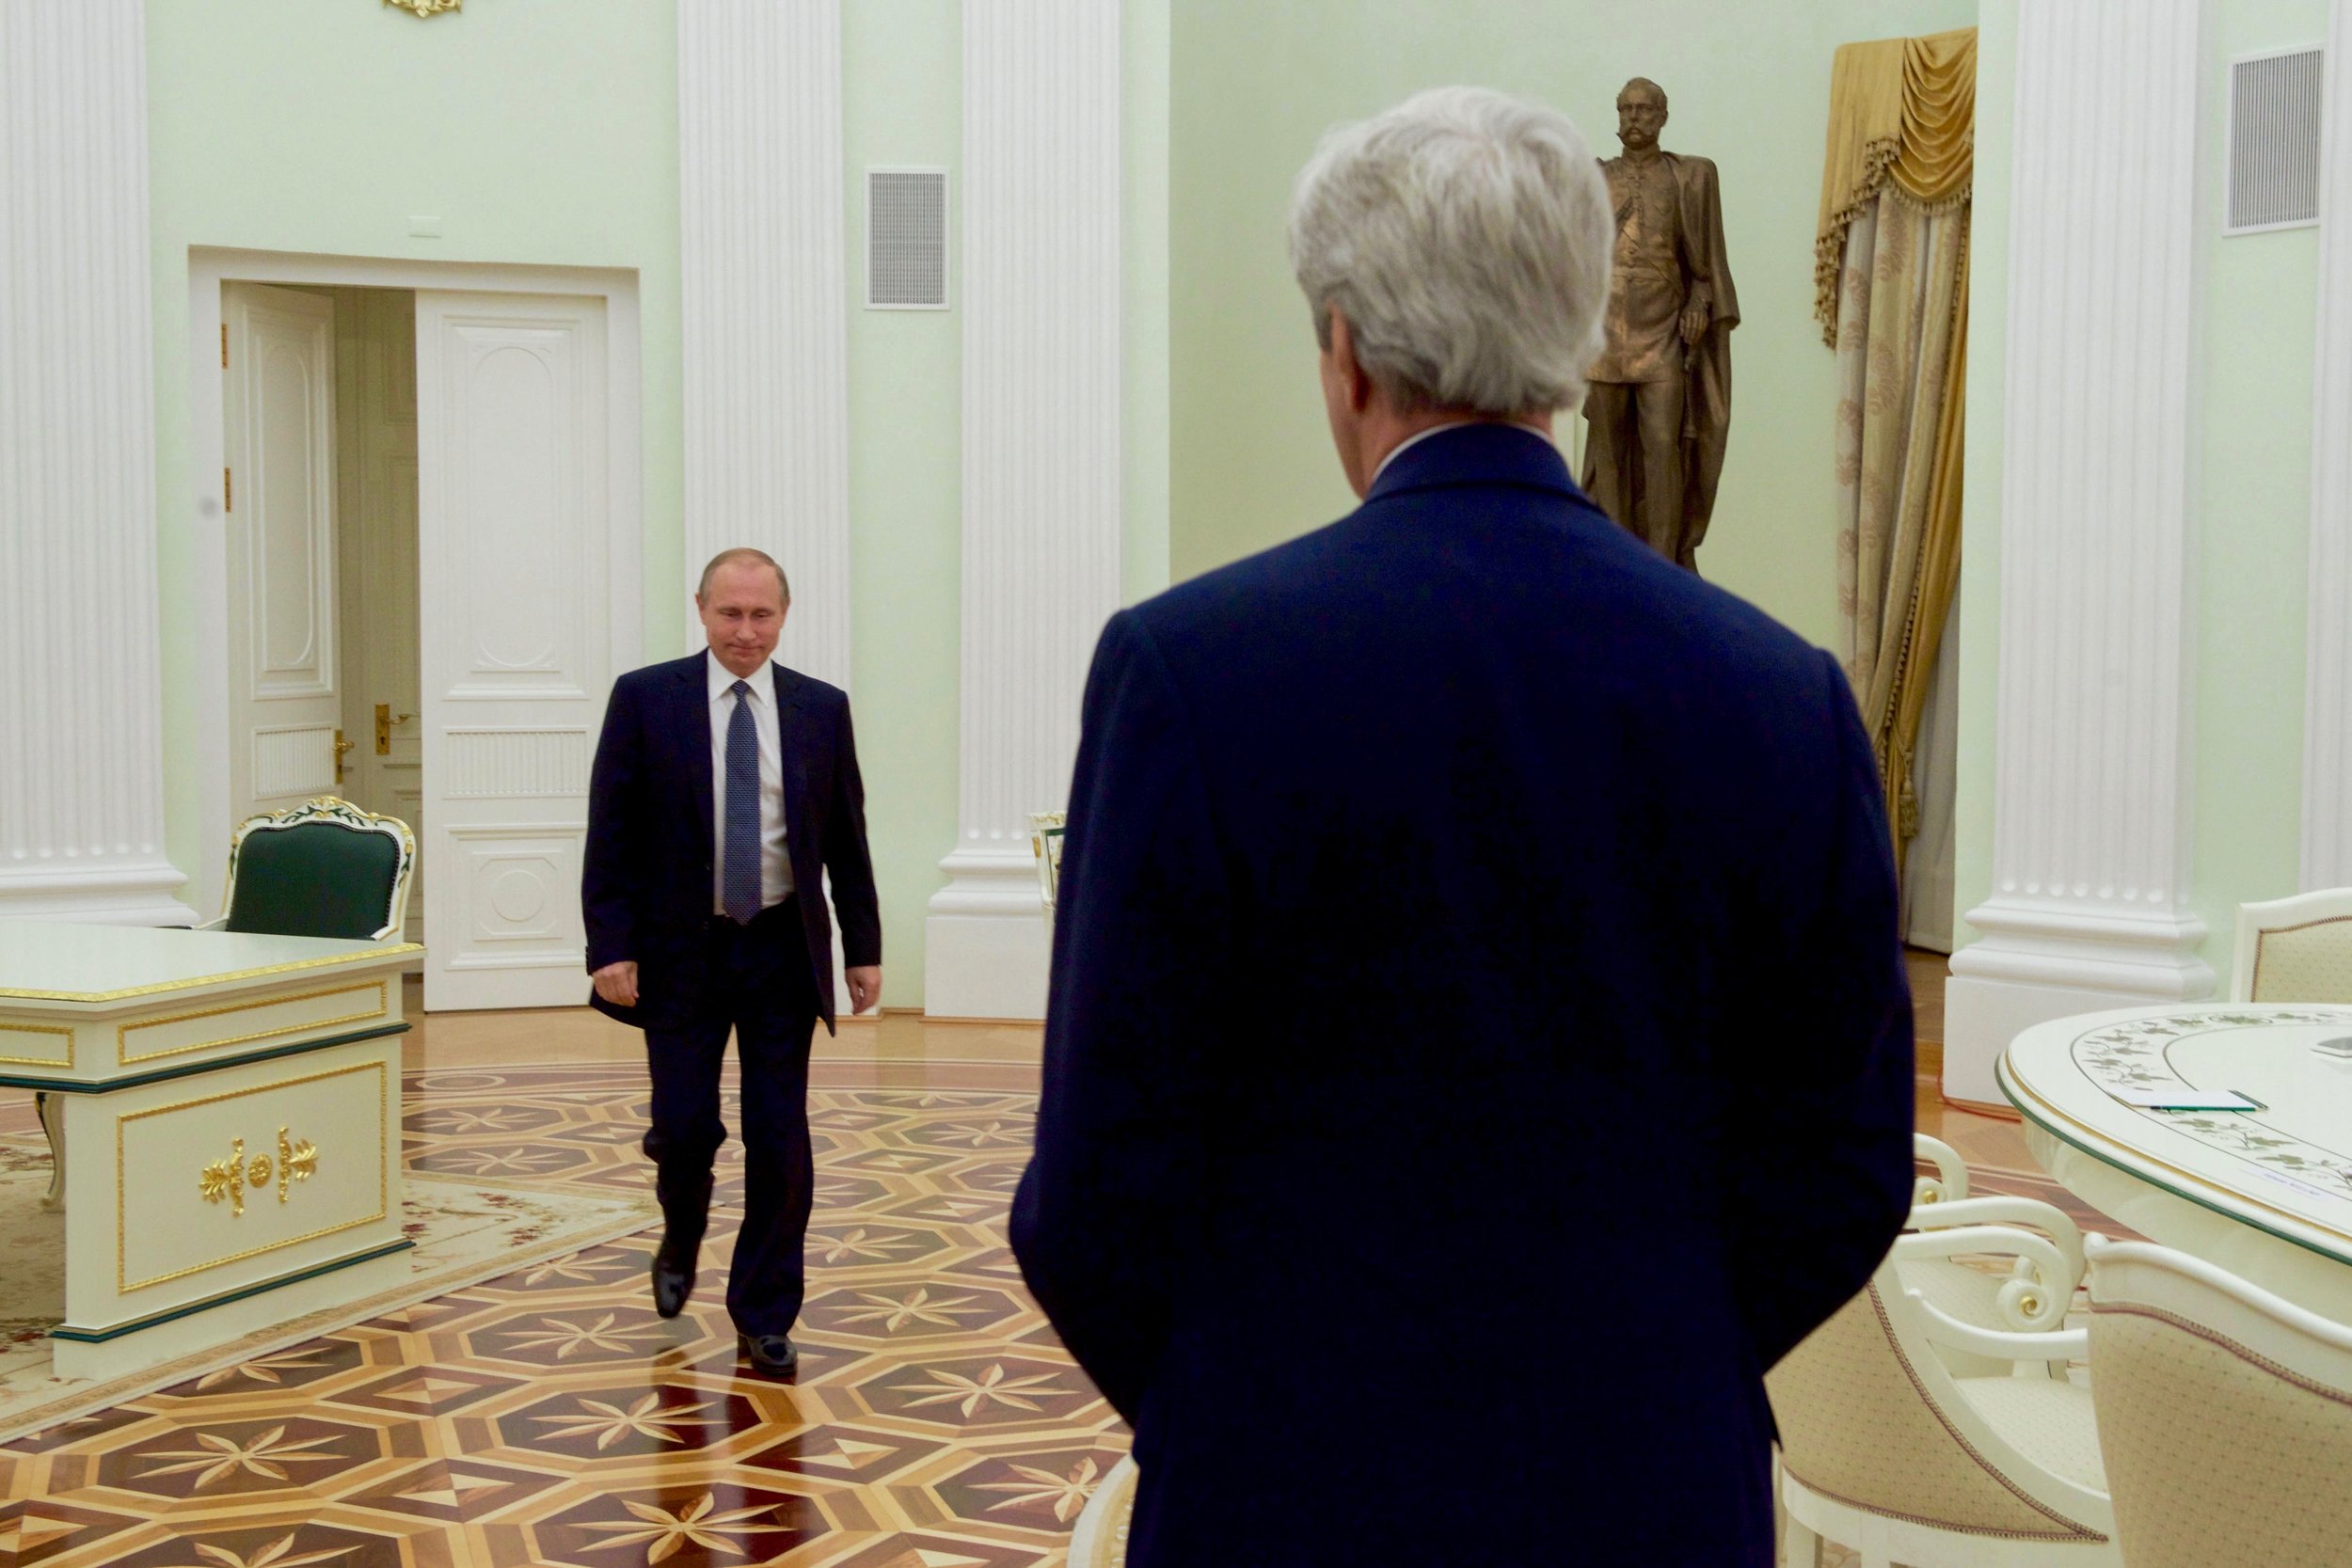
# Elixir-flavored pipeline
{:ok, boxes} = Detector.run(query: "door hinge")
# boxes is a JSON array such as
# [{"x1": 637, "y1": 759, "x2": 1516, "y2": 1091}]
[
  {"x1": 220, "y1": 323, "x2": 228, "y2": 368},
  {"x1": 223, "y1": 467, "x2": 231, "y2": 511}
]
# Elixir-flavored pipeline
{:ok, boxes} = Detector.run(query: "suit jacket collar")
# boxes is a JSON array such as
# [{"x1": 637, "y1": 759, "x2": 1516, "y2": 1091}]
[{"x1": 1364, "y1": 421, "x2": 1576, "y2": 505}]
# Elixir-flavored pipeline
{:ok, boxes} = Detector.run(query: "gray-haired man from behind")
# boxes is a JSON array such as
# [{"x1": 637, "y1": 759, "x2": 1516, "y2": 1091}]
[{"x1": 1010, "y1": 87, "x2": 1911, "y2": 1564}]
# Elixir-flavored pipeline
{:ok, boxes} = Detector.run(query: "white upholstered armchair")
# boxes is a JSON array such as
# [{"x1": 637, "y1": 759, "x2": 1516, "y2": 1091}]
[
  {"x1": 1770, "y1": 1227, "x2": 2119, "y2": 1567},
  {"x1": 2085, "y1": 1236, "x2": 2352, "y2": 1567},
  {"x1": 2232, "y1": 886, "x2": 2352, "y2": 1002},
  {"x1": 1902, "y1": 1134, "x2": 2087, "y2": 1382},
  {"x1": 1029, "y1": 811, "x2": 1067, "y2": 935},
  {"x1": 1066, "y1": 1452, "x2": 1136, "y2": 1567}
]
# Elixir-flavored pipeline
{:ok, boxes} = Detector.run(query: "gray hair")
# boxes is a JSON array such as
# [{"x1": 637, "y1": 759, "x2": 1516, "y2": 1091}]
[{"x1": 1288, "y1": 87, "x2": 1613, "y2": 416}]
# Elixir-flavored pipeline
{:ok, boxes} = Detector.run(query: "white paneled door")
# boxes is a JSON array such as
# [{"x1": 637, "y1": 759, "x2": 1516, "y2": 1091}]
[
  {"x1": 225, "y1": 284, "x2": 344, "y2": 831},
  {"x1": 416, "y1": 292, "x2": 612, "y2": 1010}
]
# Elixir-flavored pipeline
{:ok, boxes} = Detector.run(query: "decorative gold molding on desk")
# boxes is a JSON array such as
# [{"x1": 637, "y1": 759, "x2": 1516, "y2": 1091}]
[
  {"x1": 0, "y1": 943, "x2": 421, "y2": 1005},
  {"x1": 198, "y1": 1141, "x2": 241, "y2": 1212},
  {"x1": 119, "y1": 1060, "x2": 388, "y2": 1293},
  {"x1": 118, "y1": 980, "x2": 388, "y2": 1065},
  {"x1": 197, "y1": 1125, "x2": 320, "y2": 1217},
  {"x1": 0, "y1": 1020, "x2": 73, "y2": 1068},
  {"x1": 279, "y1": 1124, "x2": 319, "y2": 1200},
  {"x1": 385, "y1": 0, "x2": 462, "y2": 16}
]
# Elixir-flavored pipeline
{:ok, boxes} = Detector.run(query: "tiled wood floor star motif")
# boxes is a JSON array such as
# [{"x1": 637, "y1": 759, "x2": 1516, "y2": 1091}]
[{"x1": 0, "y1": 1066, "x2": 1124, "y2": 1567}]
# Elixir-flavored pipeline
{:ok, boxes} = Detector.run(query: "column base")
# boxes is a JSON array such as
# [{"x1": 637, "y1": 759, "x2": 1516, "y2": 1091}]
[
  {"x1": 0, "y1": 861, "x2": 199, "y2": 927},
  {"x1": 924, "y1": 848, "x2": 1048, "y2": 1021},
  {"x1": 1945, "y1": 897, "x2": 2215, "y2": 1102}
]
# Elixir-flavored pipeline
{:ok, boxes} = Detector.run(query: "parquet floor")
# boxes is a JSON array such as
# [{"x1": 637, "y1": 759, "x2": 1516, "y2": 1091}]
[
  {"x1": 0, "y1": 951, "x2": 2095, "y2": 1566},
  {"x1": 1, "y1": 1059, "x2": 1120, "y2": 1568}
]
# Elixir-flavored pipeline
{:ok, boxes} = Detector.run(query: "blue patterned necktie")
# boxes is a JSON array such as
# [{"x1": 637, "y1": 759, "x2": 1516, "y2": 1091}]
[{"x1": 723, "y1": 678, "x2": 762, "y2": 923}]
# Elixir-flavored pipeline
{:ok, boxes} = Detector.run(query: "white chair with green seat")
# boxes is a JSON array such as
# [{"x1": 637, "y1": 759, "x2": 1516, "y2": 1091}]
[
  {"x1": 203, "y1": 795, "x2": 417, "y2": 941},
  {"x1": 1029, "y1": 811, "x2": 1067, "y2": 938}
]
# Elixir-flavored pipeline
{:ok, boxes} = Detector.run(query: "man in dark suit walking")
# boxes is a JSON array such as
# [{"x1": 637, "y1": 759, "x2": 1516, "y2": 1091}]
[
  {"x1": 583, "y1": 547, "x2": 881, "y2": 1376},
  {"x1": 1010, "y1": 87, "x2": 1914, "y2": 1563}
]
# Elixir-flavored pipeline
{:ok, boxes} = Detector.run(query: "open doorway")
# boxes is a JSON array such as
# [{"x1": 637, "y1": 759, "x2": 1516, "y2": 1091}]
[
  {"x1": 222, "y1": 284, "x2": 423, "y2": 947},
  {"x1": 197, "y1": 252, "x2": 644, "y2": 1014}
]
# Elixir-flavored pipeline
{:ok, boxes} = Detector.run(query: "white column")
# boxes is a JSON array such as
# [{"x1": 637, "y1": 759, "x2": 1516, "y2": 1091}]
[
  {"x1": 2304, "y1": 0, "x2": 2352, "y2": 889},
  {"x1": 926, "y1": 0, "x2": 1123, "y2": 1019},
  {"x1": 675, "y1": 0, "x2": 851, "y2": 689},
  {"x1": 1947, "y1": 0, "x2": 2214, "y2": 1101},
  {"x1": 0, "y1": 0, "x2": 196, "y2": 925}
]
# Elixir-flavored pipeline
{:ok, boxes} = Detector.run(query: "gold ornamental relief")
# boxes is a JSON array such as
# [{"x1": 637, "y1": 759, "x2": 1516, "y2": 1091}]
[
  {"x1": 385, "y1": 0, "x2": 462, "y2": 17},
  {"x1": 199, "y1": 1128, "x2": 320, "y2": 1217},
  {"x1": 198, "y1": 1140, "x2": 246, "y2": 1213},
  {"x1": 279, "y1": 1125, "x2": 320, "y2": 1200}
]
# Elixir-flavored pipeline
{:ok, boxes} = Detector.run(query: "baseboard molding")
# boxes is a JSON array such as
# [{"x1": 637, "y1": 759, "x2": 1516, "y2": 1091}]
[
  {"x1": 922, "y1": 910, "x2": 1049, "y2": 1021},
  {"x1": 1940, "y1": 1091, "x2": 2022, "y2": 1123},
  {"x1": 1943, "y1": 971, "x2": 2214, "y2": 1101}
]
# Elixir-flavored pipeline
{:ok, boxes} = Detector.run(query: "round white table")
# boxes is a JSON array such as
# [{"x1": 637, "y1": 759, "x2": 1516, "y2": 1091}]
[{"x1": 1999, "y1": 1002, "x2": 2352, "y2": 1323}]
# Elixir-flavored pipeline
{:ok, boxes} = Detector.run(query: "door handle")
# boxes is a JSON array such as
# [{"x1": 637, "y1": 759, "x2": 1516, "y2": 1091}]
[
  {"x1": 333, "y1": 730, "x2": 357, "y2": 784},
  {"x1": 374, "y1": 704, "x2": 415, "y2": 755}
]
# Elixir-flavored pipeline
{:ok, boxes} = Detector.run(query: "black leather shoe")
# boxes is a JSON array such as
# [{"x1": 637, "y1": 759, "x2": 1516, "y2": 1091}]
[
  {"x1": 737, "y1": 1331, "x2": 799, "y2": 1375},
  {"x1": 650, "y1": 1241, "x2": 696, "y2": 1319}
]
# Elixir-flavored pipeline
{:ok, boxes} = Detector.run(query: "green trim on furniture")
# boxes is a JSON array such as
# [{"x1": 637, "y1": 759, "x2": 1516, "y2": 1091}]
[
  {"x1": 2000, "y1": 1057, "x2": 2352, "y2": 1270},
  {"x1": 49, "y1": 1237, "x2": 417, "y2": 1343},
  {"x1": 0, "y1": 1022, "x2": 409, "y2": 1093}
]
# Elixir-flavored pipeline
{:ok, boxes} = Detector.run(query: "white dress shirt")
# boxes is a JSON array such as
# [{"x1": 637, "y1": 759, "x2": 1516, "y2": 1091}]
[
  {"x1": 1370, "y1": 420, "x2": 1558, "y2": 483},
  {"x1": 707, "y1": 650, "x2": 795, "y2": 913}
]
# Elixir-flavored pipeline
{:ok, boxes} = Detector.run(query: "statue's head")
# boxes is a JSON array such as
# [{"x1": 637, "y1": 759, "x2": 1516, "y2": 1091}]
[{"x1": 1615, "y1": 77, "x2": 1668, "y2": 151}]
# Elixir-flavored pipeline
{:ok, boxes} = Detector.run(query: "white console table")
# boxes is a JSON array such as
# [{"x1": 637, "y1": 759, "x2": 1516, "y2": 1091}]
[{"x1": 1, "y1": 923, "x2": 420, "y2": 1378}]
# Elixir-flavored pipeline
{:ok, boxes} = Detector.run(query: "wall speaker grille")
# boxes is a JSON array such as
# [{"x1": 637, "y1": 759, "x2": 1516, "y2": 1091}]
[
  {"x1": 2229, "y1": 47, "x2": 2324, "y2": 233},
  {"x1": 867, "y1": 167, "x2": 948, "y2": 309}
]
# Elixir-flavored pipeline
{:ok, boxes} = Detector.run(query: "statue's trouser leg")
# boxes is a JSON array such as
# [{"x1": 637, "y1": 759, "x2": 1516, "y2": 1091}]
[
  {"x1": 1633, "y1": 373, "x2": 1687, "y2": 560},
  {"x1": 1581, "y1": 382, "x2": 1635, "y2": 531}
]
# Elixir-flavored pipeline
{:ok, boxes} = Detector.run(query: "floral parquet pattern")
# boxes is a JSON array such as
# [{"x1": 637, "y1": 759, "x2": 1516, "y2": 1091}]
[{"x1": 0, "y1": 1065, "x2": 1126, "y2": 1568}]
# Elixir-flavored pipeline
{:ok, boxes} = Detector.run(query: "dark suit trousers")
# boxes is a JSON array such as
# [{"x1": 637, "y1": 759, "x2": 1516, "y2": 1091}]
[{"x1": 641, "y1": 897, "x2": 819, "y2": 1338}]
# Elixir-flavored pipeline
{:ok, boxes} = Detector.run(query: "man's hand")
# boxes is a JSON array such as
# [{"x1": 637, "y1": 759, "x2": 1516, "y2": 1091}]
[
  {"x1": 846, "y1": 965, "x2": 882, "y2": 1015},
  {"x1": 592, "y1": 960, "x2": 639, "y2": 1007}
]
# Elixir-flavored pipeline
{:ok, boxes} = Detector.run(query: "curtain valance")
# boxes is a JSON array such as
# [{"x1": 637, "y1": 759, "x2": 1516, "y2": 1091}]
[{"x1": 1816, "y1": 27, "x2": 1977, "y2": 344}]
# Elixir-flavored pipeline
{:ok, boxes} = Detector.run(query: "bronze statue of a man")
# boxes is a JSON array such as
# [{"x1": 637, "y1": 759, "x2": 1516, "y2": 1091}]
[{"x1": 1581, "y1": 77, "x2": 1739, "y2": 571}]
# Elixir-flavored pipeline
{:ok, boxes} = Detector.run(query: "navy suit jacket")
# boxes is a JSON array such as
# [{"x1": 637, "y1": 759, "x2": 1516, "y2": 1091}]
[
  {"x1": 1009, "y1": 425, "x2": 1914, "y2": 1565},
  {"x1": 581, "y1": 653, "x2": 880, "y2": 1033}
]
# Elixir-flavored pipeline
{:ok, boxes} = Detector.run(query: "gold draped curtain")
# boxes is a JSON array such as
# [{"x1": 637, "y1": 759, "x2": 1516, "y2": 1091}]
[{"x1": 1821, "y1": 27, "x2": 1975, "y2": 882}]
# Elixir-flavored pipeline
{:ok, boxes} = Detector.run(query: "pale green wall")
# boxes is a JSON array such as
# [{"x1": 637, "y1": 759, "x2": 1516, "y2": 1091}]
[
  {"x1": 1954, "y1": 0, "x2": 2327, "y2": 989},
  {"x1": 145, "y1": 0, "x2": 1171, "y2": 1009},
  {"x1": 144, "y1": 0, "x2": 687, "y2": 909},
  {"x1": 846, "y1": 0, "x2": 961, "y2": 1006},
  {"x1": 843, "y1": 0, "x2": 1169, "y2": 1004},
  {"x1": 2191, "y1": 0, "x2": 2323, "y2": 979},
  {"x1": 1168, "y1": 0, "x2": 1977, "y2": 647}
]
